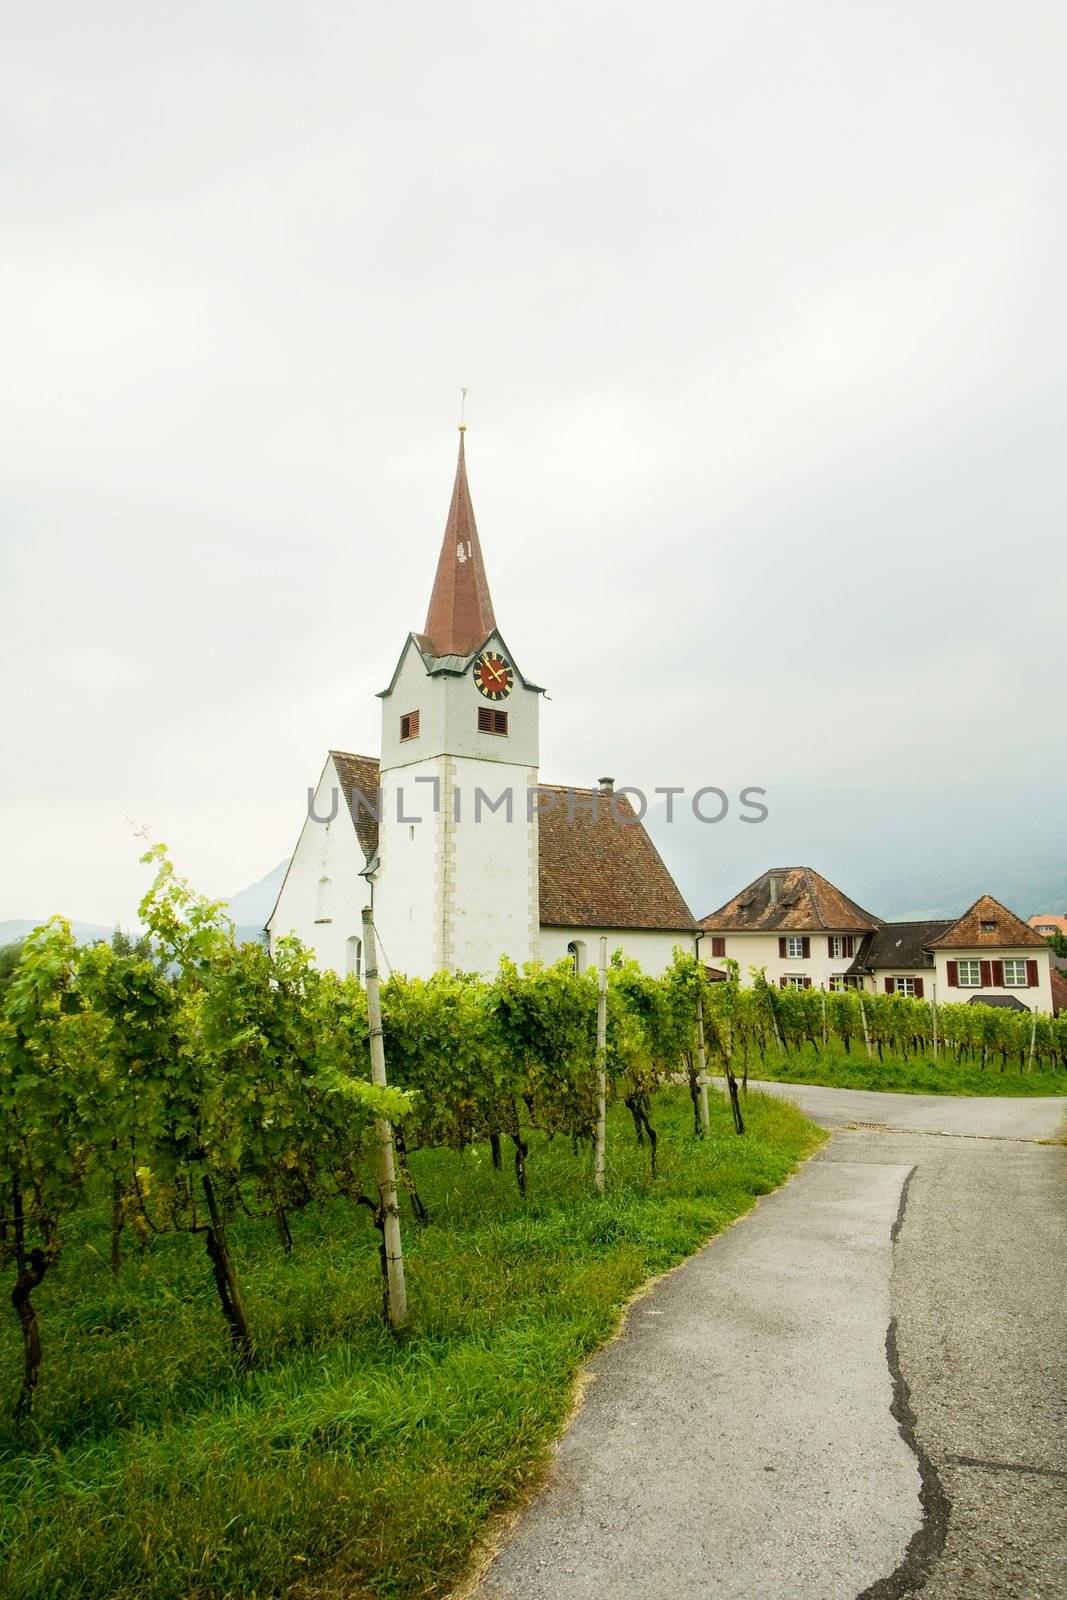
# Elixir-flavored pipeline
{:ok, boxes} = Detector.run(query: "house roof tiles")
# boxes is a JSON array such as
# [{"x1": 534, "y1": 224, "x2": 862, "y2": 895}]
[
  {"x1": 700, "y1": 867, "x2": 880, "y2": 933},
  {"x1": 846, "y1": 921, "x2": 953, "y2": 974},
  {"x1": 928, "y1": 894, "x2": 1046, "y2": 949}
]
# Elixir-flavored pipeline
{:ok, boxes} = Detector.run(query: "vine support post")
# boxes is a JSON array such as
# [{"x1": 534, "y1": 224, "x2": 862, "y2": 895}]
[
  {"x1": 820, "y1": 988, "x2": 828, "y2": 1049},
  {"x1": 858, "y1": 993, "x2": 873, "y2": 1059},
  {"x1": 362, "y1": 905, "x2": 408, "y2": 1330},
  {"x1": 695, "y1": 988, "x2": 711, "y2": 1138},
  {"x1": 931, "y1": 985, "x2": 939, "y2": 1061},
  {"x1": 594, "y1": 935, "x2": 608, "y2": 1195},
  {"x1": 1027, "y1": 1006, "x2": 1037, "y2": 1072}
]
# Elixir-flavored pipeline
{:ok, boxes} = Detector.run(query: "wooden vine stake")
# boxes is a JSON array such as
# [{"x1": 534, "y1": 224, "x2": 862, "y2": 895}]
[
  {"x1": 931, "y1": 986, "x2": 939, "y2": 1061},
  {"x1": 362, "y1": 905, "x2": 408, "y2": 1330},
  {"x1": 858, "y1": 994, "x2": 873, "y2": 1059},
  {"x1": 1028, "y1": 1006, "x2": 1037, "y2": 1073},
  {"x1": 594, "y1": 936, "x2": 608, "y2": 1194},
  {"x1": 695, "y1": 987, "x2": 711, "y2": 1138}
]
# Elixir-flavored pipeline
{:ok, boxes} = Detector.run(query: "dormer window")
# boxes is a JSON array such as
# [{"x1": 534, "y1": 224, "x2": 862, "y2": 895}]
[
  {"x1": 478, "y1": 707, "x2": 508, "y2": 735},
  {"x1": 400, "y1": 710, "x2": 420, "y2": 741}
]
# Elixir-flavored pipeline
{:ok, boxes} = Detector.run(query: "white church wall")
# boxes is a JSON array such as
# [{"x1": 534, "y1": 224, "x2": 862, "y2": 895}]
[
  {"x1": 539, "y1": 926, "x2": 696, "y2": 975},
  {"x1": 267, "y1": 757, "x2": 372, "y2": 977},
  {"x1": 448, "y1": 755, "x2": 539, "y2": 974},
  {"x1": 375, "y1": 754, "x2": 443, "y2": 978}
]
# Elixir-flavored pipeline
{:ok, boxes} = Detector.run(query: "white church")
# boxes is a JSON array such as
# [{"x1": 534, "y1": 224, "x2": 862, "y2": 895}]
[{"x1": 267, "y1": 430, "x2": 698, "y2": 979}]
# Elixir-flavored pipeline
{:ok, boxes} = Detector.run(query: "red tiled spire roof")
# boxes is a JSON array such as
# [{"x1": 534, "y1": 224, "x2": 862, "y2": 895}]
[{"x1": 422, "y1": 429, "x2": 497, "y2": 657}]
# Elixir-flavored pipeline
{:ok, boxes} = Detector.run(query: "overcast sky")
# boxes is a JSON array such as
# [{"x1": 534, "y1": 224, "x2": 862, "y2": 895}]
[{"x1": 2, "y1": 0, "x2": 1064, "y2": 927}]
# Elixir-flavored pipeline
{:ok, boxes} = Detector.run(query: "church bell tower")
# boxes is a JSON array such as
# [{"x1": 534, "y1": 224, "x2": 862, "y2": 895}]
[{"x1": 373, "y1": 429, "x2": 542, "y2": 977}]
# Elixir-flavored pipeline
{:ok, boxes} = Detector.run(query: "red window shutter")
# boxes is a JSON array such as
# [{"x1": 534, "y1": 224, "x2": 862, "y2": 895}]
[
  {"x1": 914, "y1": 978, "x2": 924, "y2": 998},
  {"x1": 477, "y1": 707, "x2": 492, "y2": 732},
  {"x1": 885, "y1": 977, "x2": 894, "y2": 994},
  {"x1": 802, "y1": 936, "x2": 810, "y2": 958},
  {"x1": 779, "y1": 975, "x2": 787, "y2": 989},
  {"x1": 845, "y1": 936, "x2": 854, "y2": 957},
  {"x1": 980, "y1": 959, "x2": 993, "y2": 988},
  {"x1": 827, "y1": 936, "x2": 835, "y2": 957},
  {"x1": 778, "y1": 937, "x2": 786, "y2": 959},
  {"x1": 947, "y1": 960, "x2": 958, "y2": 987},
  {"x1": 803, "y1": 977, "x2": 812, "y2": 989},
  {"x1": 711, "y1": 937, "x2": 725, "y2": 958},
  {"x1": 991, "y1": 960, "x2": 1004, "y2": 987},
  {"x1": 1026, "y1": 959, "x2": 1039, "y2": 987}
]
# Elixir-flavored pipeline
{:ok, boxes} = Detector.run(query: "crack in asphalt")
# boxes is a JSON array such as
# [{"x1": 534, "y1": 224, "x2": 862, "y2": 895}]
[
  {"x1": 946, "y1": 1454, "x2": 1067, "y2": 1481},
  {"x1": 855, "y1": 1165, "x2": 951, "y2": 1600}
]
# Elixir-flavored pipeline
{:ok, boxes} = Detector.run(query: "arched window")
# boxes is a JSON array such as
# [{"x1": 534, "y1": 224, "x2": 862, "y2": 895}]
[
  {"x1": 316, "y1": 875, "x2": 332, "y2": 921},
  {"x1": 346, "y1": 935, "x2": 362, "y2": 981},
  {"x1": 567, "y1": 939, "x2": 587, "y2": 974}
]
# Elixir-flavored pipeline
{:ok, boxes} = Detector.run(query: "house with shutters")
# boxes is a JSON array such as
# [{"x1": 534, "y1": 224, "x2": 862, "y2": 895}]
[
  {"x1": 700, "y1": 874, "x2": 1054, "y2": 1011},
  {"x1": 697, "y1": 867, "x2": 881, "y2": 992},
  {"x1": 844, "y1": 896, "x2": 1052, "y2": 1009},
  {"x1": 266, "y1": 429, "x2": 697, "y2": 979}
]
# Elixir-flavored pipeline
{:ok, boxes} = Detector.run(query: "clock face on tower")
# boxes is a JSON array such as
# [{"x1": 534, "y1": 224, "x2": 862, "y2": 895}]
[{"x1": 473, "y1": 649, "x2": 514, "y2": 701}]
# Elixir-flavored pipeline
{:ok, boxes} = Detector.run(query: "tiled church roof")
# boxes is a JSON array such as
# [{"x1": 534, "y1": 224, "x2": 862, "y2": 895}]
[
  {"x1": 329, "y1": 751, "x2": 381, "y2": 861},
  {"x1": 537, "y1": 785, "x2": 697, "y2": 932},
  {"x1": 700, "y1": 866, "x2": 880, "y2": 933},
  {"x1": 328, "y1": 756, "x2": 696, "y2": 934}
]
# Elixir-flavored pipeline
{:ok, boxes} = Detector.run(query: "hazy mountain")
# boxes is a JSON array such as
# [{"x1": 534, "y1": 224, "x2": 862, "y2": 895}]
[
  {"x1": 223, "y1": 860, "x2": 288, "y2": 943},
  {"x1": 0, "y1": 918, "x2": 115, "y2": 949},
  {"x1": 645, "y1": 780, "x2": 1067, "y2": 923}
]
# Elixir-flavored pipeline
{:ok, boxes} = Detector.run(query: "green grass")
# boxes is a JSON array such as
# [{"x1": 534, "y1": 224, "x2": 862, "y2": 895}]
[
  {"x1": 741, "y1": 1042, "x2": 1066, "y2": 1097},
  {"x1": 0, "y1": 1088, "x2": 820, "y2": 1600}
]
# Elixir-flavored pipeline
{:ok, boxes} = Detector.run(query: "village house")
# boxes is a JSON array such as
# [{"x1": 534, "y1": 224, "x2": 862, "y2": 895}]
[
  {"x1": 699, "y1": 871, "x2": 1055, "y2": 1012},
  {"x1": 267, "y1": 431, "x2": 697, "y2": 978}
]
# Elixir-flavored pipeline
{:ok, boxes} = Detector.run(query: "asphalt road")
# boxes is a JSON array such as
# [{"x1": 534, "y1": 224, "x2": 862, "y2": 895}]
[
  {"x1": 470, "y1": 1084, "x2": 1067, "y2": 1600},
  {"x1": 717, "y1": 1078, "x2": 1067, "y2": 1141}
]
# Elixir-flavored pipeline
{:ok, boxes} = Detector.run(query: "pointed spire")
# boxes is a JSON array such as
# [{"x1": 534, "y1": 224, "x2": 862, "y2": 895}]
[{"x1": 422, "y1": 428, "x2": 497, "y2": 657}]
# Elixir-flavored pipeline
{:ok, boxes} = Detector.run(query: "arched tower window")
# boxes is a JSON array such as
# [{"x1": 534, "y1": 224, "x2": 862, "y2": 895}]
[
  {"x1": 346, "y1": 935, "x2": 362, "y2": 981},
  {"x1": 316, "y1": 876, "x2": 332, "y2": 921}
]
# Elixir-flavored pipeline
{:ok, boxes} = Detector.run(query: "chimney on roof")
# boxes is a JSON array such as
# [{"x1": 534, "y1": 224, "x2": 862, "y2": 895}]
[
  {"x1": 598, "y1": 776, "x2": 614, "y2": 795},
  {"x1": 768, "y1": 873, "x2": 781, "y2": 906}
]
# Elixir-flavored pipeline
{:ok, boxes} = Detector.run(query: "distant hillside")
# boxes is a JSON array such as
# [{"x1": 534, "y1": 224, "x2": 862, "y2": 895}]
[
  {"x1": 0, "y1": 918, "x2": 114, "y2": 949},
  {"x1": 223, "y1": 860, "x2": 288, "y2": 942},
  {"x1": 645, "y1": 780, "x2": 1067, "y2": 923},
  {"x1": 0, "y1": 860, "x2": 289, "y2": 954}
]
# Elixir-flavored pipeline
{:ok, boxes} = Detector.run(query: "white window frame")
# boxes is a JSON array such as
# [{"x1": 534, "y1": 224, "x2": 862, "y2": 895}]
[
  {"x1": 783, "y1": 975, "x2": 807, "y2": 990},
  {"x1": 957, "y1": 959, "x2": 982, "y2": 987},
  {"x1": 567, "y1": 939, "x2": 587, "y2": 974},
  {"x1": 828, "y1": 976, "x2": 846, "y2": 992},
  {"x1": 785, "y1": 936, "x2": 805, "y2": 959},
  {"x1": 1002, "y1": 959, "x2": 1029, "y2": 988},
  {"x1": 829, "y1": 936, "x2": 843, "y2": 959},
  {"x1": 894, "y1": 976, "x2": 915, "y2": 996}
]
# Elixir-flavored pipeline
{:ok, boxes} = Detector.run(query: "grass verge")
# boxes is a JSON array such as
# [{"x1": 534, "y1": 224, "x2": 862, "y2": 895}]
[
  {"x1": 0, "y1": 1087, "x2": 820, "y2": 1600},
  {"x1": 741, "y1": 1043, "x2": 1065, "y2": 1097}
]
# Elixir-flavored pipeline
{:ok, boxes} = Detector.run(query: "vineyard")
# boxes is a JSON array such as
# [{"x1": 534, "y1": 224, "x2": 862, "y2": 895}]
[{"x1": 0, "y1": 847, "x2": 1063, "y2": 1598}]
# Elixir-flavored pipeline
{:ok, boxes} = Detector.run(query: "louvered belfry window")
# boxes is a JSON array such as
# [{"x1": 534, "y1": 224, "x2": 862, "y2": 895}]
[
  {"x1": 400, "y1": 710, "x2": 420, "y2": 741},
  {"x1": 477, "y1": 707, "x2": 508, "y2": 735}
]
